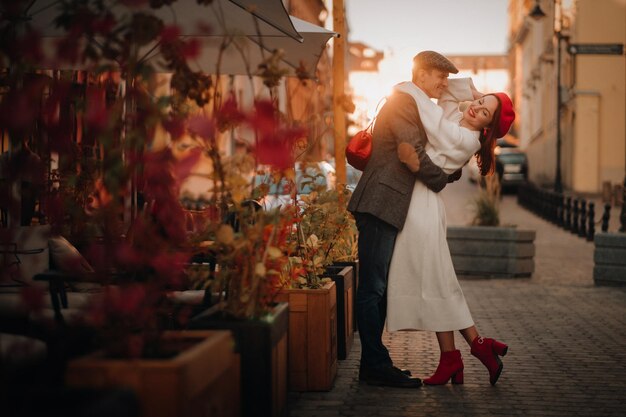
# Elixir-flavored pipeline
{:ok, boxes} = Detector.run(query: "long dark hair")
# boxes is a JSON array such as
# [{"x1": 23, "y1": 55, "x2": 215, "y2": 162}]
[{"x1": 475, "y1": 94, "x2": 502, "y2": 176}]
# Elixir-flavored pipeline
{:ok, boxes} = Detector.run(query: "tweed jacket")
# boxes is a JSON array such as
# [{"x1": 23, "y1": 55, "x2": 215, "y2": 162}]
[{"x1": 347, "y1": 91, "x2": 450, "y2": 231}]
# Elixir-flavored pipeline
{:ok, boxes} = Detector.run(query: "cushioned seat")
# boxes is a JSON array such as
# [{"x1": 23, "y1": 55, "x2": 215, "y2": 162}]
[
  {"x1": 0, "y1": 332, "x2": 47, "y2": 371},
  {"x1": 1, "y1": 228, "x2": 100, "y2": 328}
]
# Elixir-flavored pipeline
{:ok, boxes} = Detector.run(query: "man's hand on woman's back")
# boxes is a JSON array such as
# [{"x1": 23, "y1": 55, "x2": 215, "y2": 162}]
[{"x1": 397, "y1": 142, "x2": 421, "y2": 173}]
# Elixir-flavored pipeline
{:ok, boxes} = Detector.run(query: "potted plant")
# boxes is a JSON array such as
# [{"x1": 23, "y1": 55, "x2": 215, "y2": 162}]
[
  {"x1": 298, "y1": 184, "x2": 356, "y2": 360},
  {"x1": 184, "y1": 108, "x2": 306, "y2": 412},
  {"x1": 268, "y1": 181, "x2": 361, "y2": 390},
  {"x1": 447, "y1": 175, "x2": 536, "y2": 277}
]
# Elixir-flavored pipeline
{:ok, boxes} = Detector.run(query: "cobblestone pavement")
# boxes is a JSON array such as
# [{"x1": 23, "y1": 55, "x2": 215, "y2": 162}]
[{"x1": 287, "y1": 176, "x2": 626, "y2": 417}]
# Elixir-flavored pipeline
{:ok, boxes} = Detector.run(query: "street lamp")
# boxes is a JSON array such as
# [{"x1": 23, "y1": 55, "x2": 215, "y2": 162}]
[{"x1": 530, "y1": 0, "x2": 565, "y2": 193}]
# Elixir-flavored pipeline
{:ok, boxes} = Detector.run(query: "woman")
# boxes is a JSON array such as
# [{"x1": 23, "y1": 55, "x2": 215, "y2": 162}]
[{"x1": 387, "y1": 77, "x2": 515, "y2": 386}]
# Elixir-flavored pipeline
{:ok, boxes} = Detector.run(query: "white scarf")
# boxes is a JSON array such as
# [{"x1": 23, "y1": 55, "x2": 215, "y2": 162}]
[{"x1": 393, "y1": 81, "x2": 480, "y2": 174}]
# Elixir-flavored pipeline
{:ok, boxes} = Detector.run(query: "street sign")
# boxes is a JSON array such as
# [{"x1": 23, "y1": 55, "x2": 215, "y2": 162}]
[{"x1": 568, "y1": 43, "x2": 624, "y2": 55}]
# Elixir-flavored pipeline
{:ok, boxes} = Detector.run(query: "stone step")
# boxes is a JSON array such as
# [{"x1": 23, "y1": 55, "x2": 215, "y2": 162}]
[
  {"x1": 451, "y1": 256, "x2": 534, "y2": 278},
  {"x1": 594, "y1": 247, "x2": 626, "y2": 266},
  {"x1": 593, "y1": 265, "x2": 626, "y2": 285},
  {"x1": 448, "y1": 240, "x2": 535, "y2": 257}
]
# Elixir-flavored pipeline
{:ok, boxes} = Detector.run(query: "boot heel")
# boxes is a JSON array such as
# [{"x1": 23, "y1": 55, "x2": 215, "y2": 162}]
[
  {"x1": 492, "y1": 340, "x2": 508, "y2": 356},
  {"x1": 452, "y1": 370, "x2": 464, "y2": 384}
]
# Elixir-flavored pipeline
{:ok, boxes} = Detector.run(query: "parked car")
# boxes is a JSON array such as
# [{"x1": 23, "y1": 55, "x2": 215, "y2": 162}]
[
  {"x1": 345, "y1": 163, "x2": 362, "y2": 192},
  {"x1": 255, "y1": 161, "x2": 336, "y2": 211},
  {"x1": 495, "y1": 138, "x2": 528, "y2": 189},
  {"x1": 466, "y1": 138, "x2": 528, "y2": 189}
]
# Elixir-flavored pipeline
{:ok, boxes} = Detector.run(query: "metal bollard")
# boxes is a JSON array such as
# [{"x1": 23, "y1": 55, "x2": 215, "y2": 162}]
[
  {"x1": 542, "y1": 189, "x2": 550, "y2": 219},
  {"x1": 557, "y1": 193, "x2": 565, "y2": 227},
  {"x1": 578, "y1": 199, "x2": 587, "y2": 238},
  {"x1": 587, "y1": 202, "x2": 595, "y2": 241},
  {"x1": 564, "y1": 197, "x2": 572, "y2": 230},
  {"x1": 552, "y1": 192, "x2": 560, "y2": 224},
  {"x1": 602, "y1": 203, "x2": 611, "y2": 232},
  {"x1": 546, "y1": 191, "x2": 555, "y2": 223},
  {"x1": 572, "y1": 199, "x2": 580, "y2": 234}
]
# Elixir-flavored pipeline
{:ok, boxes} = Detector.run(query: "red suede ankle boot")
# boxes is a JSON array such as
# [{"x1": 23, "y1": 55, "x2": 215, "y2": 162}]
[
  {"x1": 424, "y1": 349, "x2": 464, "y2": 385},
  {"x1": 470, "y1": 336, "x2": 508, "y2": 385}
]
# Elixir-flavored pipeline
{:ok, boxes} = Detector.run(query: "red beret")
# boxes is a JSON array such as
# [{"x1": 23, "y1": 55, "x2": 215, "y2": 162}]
[{"x1": 492, "y1": 93, "x2": 515, "y2": 138}]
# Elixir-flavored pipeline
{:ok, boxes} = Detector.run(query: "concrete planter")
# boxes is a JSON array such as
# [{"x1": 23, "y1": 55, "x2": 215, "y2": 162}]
[
  {"x1": 447, "y1": 226, "x2": 536, "y2": 277},
  {"x1": 593, "y1": 233, "x2": 626, "y2": 286}
]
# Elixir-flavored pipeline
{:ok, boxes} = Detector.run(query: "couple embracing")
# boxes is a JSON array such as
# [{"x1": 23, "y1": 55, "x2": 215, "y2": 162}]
[{"x1": 348, "y1": 51, "x2": 515, "y2": 388}]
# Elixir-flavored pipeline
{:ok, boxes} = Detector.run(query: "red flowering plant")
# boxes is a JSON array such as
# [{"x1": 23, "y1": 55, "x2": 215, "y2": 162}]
[
  {"x1": 0, "y1": 0, "x2": 265, "y2": 356},
  {"x1": 182, "y1": 99, "x2": 308, "y2": 319}
]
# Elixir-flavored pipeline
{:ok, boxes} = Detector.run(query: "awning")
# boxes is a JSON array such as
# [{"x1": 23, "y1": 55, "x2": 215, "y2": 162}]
[
  {"x1": 19, "y1": 0, "x2": 336, "y2": 77},
  {"x1": 147, "y1": 16, "x2": 336, "y2": 78}
]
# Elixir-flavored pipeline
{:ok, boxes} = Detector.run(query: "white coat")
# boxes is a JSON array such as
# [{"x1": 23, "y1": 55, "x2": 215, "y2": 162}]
[{"x1": 386, "y1": 78, "x2": 480, "y2": 332}]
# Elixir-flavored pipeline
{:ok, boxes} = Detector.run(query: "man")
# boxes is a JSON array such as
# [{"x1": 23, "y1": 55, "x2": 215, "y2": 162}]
[{"x1": 347, "y1": 50, "x2": 462, "y2": 388}]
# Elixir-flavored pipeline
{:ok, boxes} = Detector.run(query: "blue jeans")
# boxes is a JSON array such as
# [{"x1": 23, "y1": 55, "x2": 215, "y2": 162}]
[{"x1": 354, "y1": 212, "x2": 397, "y2": 368}]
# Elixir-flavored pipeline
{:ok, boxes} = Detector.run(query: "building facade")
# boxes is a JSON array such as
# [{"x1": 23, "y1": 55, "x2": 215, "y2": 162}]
[{"x1": 508, "y1": 0, "x2": 625, "y2": 194}]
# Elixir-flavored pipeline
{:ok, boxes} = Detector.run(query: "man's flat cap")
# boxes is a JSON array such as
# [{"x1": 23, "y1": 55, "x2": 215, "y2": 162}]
[{"x1": 414, "y1": 50, "x2": 459, "y2": 74}]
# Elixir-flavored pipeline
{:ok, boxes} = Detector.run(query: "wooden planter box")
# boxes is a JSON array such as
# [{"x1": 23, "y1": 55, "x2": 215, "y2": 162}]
[
  {"x1": 65, "y1": 330, "x2": 239, "y2": 417},
  {"x1": 187, "y1": 302, "x2": 288, "y2": 417},
  {"x1": 324, "y1": 265, "x2": 354, "y2": 360},
  {"x1": 593, "y1": 233, "x2": 626, "y2": 286},
  {"x1": 447, "y1": 226, "x2": 536, "y2": 277},
  {"x1": 333, "y1": 260, "x2": 359, "y2": 331},
  {"x1": 275, "y1": 281, "x2": 337, "y2": 391}
]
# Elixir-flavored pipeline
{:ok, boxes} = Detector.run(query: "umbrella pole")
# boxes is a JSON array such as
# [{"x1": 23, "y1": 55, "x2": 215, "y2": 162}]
[{"x1": 333, "y1": 0, "x2": 346, "y2": 188}]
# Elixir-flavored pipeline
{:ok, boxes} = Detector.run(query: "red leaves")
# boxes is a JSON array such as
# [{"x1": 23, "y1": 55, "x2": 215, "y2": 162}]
[
  {"x1": 180, "y1": 38, "x2": 201, "y2": 60},
  {"x1": 150, "y1": 251, "x2": 189, "y2": 288},
  {"x1": 160, "y1": 25, "x2": 181, "y2": 44},
  {"x1": 216, "y1": 95, "x2": 245, "y2": 132},
  {"x1": 172, "y1": 148, "x2": 202, "y2": 185},
  {"x1": 187, "y1": 114, "x2": 215, "y2": 142},
  {"x1": 249, "y1": 100, "x2": 277, "y2": 136},
  {"x1": 162, "y1": 115, "x2": 186, "y2": 141},
  {"x1": 85, "y1": 86, "x2": 110, "y2": 133},
  {"x1": 249, "y1": 100, "x2": 307, "y2": 170}
]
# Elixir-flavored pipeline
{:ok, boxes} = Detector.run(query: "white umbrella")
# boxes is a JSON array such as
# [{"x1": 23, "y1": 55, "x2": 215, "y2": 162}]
[
  {"x1": 228, "y1": 0, "x2": 301, "y2": 41},
  {"x1": 144, "y1": 15, "x2": 336, "y2": 78},
  {"x1": 20, "y1": 0, "x2": 335, "y2": 77}
]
